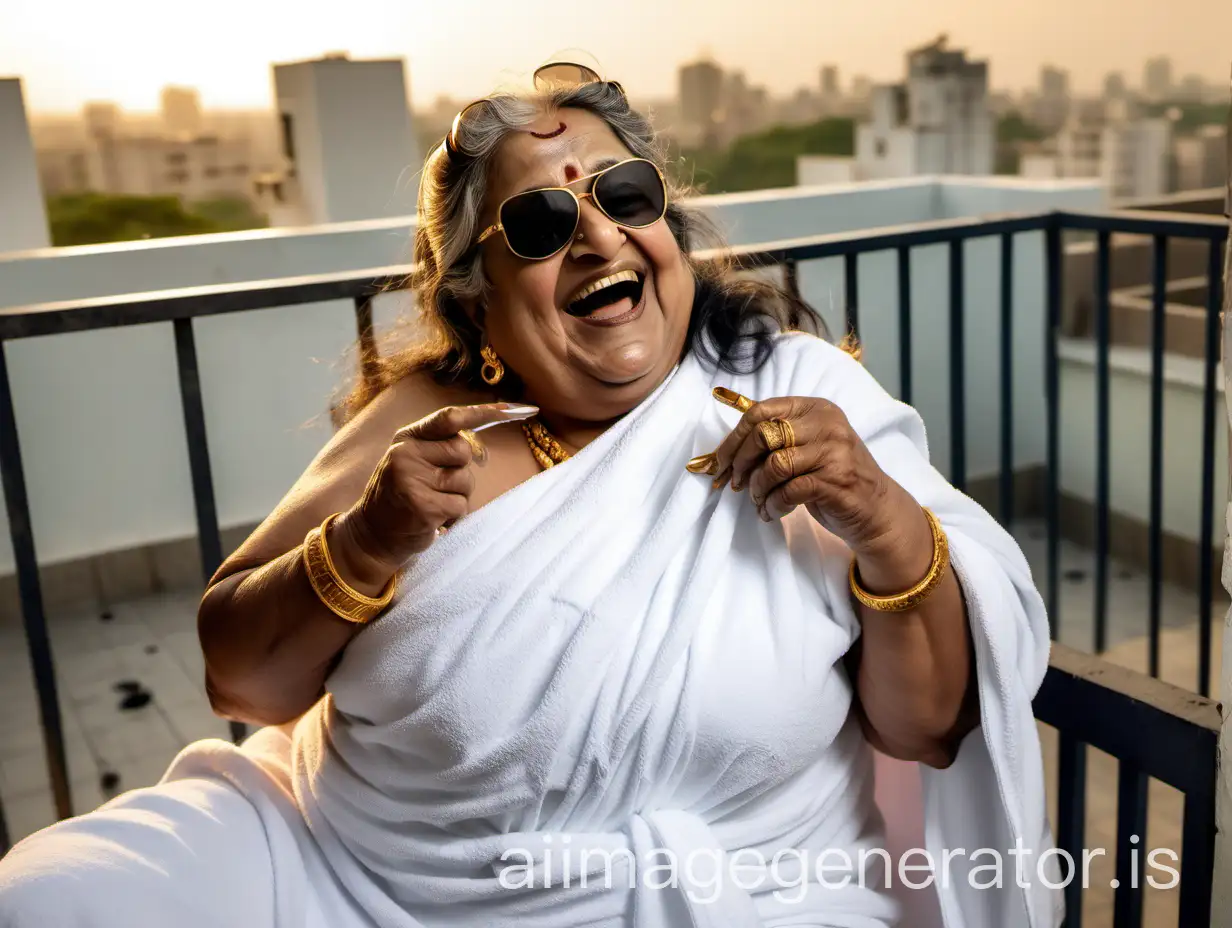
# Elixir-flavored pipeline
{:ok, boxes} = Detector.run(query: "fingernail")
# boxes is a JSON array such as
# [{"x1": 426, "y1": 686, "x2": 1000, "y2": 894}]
[
  {"x1": 498, "y1": 403, "x2": 539, "y2": 417},
  {"x1": 731, "y1": 477, "x2": 743, "y2": 492},
  {"x1": 712, "y1": 386, "x2": 754, "y2": 412},
  {"x1": 687, "y1": 452, "x2": 719, "y2": 475},
  {"x1": 711, "y1": 468, "x2": 730, "y2": 491}
]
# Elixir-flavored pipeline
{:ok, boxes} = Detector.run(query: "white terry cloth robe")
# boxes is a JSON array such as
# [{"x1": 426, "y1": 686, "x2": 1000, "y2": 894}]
[{"x1": 0, "y1": 332, "x2": 1062, "y2": 928}]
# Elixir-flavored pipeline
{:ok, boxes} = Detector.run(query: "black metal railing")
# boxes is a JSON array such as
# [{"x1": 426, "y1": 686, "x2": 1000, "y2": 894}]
[{"x1": 0, "y1": 210, "x2": 1224, "y2": 927}]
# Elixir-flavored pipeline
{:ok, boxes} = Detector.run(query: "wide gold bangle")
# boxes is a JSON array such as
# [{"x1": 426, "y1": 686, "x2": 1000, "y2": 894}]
[
  {"x1": 848, "y1": 507, "x2": 949, "y2": 612},
  {"x1": 302, "y1": 513, "x2": 399, "y2": 625}
]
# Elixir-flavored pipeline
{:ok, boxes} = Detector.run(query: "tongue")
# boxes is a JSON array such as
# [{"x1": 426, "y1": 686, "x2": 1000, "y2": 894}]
[{"x1": 582, "y1": 296, "x2": 635, "y2": 320}]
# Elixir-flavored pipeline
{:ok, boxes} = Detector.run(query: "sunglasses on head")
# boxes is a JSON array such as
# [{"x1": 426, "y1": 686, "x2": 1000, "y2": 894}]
[
  {"x1": 443, "y1": 61, "x2": 627, "y2": 161},
  {"x1": 475, "y1": 158, "x2": 668, "y2": 261}
]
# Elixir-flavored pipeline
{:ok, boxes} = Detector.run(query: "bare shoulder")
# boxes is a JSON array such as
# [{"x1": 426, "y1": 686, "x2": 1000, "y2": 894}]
[{"x1": 213, "y1": 367, "x2": 488, "y2": 581}]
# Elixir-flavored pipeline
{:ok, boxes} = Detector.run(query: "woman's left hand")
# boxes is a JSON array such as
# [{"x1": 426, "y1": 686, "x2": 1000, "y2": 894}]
[{"x1": 704, "y1": 388, "x2": 922, "y2": 564}]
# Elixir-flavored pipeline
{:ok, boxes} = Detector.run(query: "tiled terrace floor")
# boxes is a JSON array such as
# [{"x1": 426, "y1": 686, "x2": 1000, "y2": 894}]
[{"x1": 0, "y1": 520, "x2": 1225, "y2": 926}]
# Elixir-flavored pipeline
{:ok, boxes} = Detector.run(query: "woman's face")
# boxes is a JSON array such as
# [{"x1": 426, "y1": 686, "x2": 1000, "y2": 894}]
[{"x1": 476, "y1": 107, "x2": 695, "y2": 424}]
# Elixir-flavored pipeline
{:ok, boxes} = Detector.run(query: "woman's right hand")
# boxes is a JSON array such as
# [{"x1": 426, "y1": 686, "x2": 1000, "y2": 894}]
[{"x1": 329, "y1": 402, "x2": 538, "y2": 592}]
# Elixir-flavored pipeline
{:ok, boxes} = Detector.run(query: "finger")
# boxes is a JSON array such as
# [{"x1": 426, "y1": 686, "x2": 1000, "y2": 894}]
[
  {"x1": 747, "y1": 446, "x2": 808, "y2": 508},
  {"x1": 403, "y1": 402, "x2": 539, "y2": 442},
  {"x1": 399, "y1": 434, "x2": 474, "y2": 469},
  {"x1": 432, "y1": 463, "x2": 476, "y2": 498},
  {"x1": 729, "y1": 411, "x2": 806, "y2": 490},
  {"x1": 712, "y1": 393, "x2": 792, "y2": 480},
  {"x1": 763, "y1": 474, "x2": 824, "y2": 521}
]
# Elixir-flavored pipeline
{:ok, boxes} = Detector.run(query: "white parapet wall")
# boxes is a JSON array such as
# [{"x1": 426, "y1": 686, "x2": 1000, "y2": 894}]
[{"x1": 0, "y1": 177, "x2": 1106, "y2": 578}]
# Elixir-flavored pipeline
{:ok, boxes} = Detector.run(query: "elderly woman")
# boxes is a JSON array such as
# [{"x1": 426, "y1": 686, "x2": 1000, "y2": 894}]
[{"x1": 0, "y1": 67, "x2": 1059, "y2": 928}]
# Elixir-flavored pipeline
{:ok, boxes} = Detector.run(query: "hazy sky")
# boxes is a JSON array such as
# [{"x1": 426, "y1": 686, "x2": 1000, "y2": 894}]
[{"x1": 3, "y1": 0, "x2": 1229, "y2": 113}]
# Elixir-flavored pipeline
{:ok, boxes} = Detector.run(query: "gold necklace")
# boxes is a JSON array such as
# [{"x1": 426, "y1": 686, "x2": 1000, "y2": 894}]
[{"x1": 521, "y1": 418, "x2": 571, "y2": 469}]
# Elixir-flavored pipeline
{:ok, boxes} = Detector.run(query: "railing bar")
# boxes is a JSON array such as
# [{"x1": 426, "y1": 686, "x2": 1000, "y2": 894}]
[
  {"x1": 0, "y1": 341, "x2": 72, "y2": 832},
  {"x1": 1112, "y1": 761, "x2": 1149, "y2": 928},
  {"x1": 1056, "y1": 732, "x2": 1086, "y2": 928},
  {"x1": 999, "y1": 233, "x2": 1015, "y2": 526},
  {"x1": 948, "y1": 240, "x2": 966, "y2": 492},
  {"x1": 844, "y1": 252, "x2": 860, "y2": 337},
  {"x1": 896, "y1": 247, "x2": 912, "y2": 405},
  {"x1": 1177, "y1": 787, "x2": 1217, "y2": 925},
  {"x1": 1196, "y1": 239, "x2": 1221, "y2": 696},
  {"x1": 1094, "y1": 230, "x2": 1111, "y2": 654},
  {"x1": 353, "y1": 296, "x2": 380, "y2": 389},
  {"x1": 1045, "y1": 220, "x2": 1062, "y2": 639},
  {"x1": 782, "y1": 259, "x2": 800, "y2": 301},
  {"x1": 172, "y1": 318, "x2": 246, "y2": 746},
  {"x1": 1147, "y1": 236, "x2": 1167, "y2": 679}
]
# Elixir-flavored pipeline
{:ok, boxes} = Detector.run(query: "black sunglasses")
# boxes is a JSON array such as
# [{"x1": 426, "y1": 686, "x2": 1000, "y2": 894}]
[{"x1": 475, "y1": 158, "x2": 668, "y2": 261}]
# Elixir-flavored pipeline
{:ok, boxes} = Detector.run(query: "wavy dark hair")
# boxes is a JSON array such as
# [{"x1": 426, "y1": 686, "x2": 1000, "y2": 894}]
[{"x1": 336, "y1": 80, "x2": 849, "y2": 422}]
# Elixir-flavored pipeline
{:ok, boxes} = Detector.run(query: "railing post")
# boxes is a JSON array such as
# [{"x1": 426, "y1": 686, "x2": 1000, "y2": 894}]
[{"x1": 1214, "y1": 158, "x2": 1231, "y2": 928}]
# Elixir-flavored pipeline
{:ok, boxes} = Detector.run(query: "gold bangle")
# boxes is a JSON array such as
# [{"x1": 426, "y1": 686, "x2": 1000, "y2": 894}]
[
  {"x1": 848, "y1": 507, "x2": 949, "y2": 612},
  {"x1": 302, "y1": 513, "x2": 399, "y2": 625}
]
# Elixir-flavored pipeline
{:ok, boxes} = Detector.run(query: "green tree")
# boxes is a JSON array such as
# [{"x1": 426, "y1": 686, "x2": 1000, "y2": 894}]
[
  {"x1": 190, "y1": 196, "x2": 268, "y2": 232},
  {"x1": 46, "y1": 193, "x2": 266, "y2": 247},
  {"x1": 670, "y1": 118, "x2": 856, "y2": 194},
  {"x1": 47, "y1": 193, "x2": 220, "y2": 246},
  {"x1": 1140, "y1": 101, "x2": 1229, "y2": 132},
  {"x1": 995, "y1": 111, "x2": 1048, "y2": 175}
]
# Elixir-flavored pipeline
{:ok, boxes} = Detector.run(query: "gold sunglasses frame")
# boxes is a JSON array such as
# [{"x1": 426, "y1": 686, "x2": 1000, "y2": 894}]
[{"x1": 474, "y1": 158, "x2": 668, "y2": 261}]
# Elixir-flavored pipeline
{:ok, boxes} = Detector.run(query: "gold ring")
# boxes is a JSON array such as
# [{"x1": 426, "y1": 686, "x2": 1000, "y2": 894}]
[
  {"x1": 758, "y1": 419, "x2": 787, "y2": 452},
  {"x1": 779, "y1": 418, "x2": 796, "y2": 449}
]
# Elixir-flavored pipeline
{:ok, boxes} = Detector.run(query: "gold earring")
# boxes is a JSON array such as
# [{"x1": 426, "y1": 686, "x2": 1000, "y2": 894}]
[{"x1": 480, "y1": 345, "x2": 504, "y2": 385}]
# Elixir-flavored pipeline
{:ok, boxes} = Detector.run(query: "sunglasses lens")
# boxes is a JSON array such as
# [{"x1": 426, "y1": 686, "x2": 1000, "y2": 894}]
[
  {"x1": 593, "y1": 160, "x2": 666, "y2": 228},
  {"x1": 533, "y1": 62, "x2": 603, "y2": 89},
  {"x1": 500, "y1": 188, "x2": 578, "y2": 259}
]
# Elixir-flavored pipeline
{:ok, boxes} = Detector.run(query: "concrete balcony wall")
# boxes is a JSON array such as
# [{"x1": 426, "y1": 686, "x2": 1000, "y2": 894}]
[
  {"x1": 0, "y1": 176, "x2": 1134, "y2": 596},
  {"x1": 1057, "y1": 340, "x2": 1226, "y2": 569}
]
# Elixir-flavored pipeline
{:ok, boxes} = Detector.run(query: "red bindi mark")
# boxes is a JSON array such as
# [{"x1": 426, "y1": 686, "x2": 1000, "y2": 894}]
[{"x1": 529, "y1": 122, "x2": 567, "y2": 139}]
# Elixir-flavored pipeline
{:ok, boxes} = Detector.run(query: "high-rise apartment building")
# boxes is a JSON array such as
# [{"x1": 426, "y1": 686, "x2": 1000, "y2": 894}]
[{"x1": 854, "y1": 36, "x2": 994, "y2": 180}]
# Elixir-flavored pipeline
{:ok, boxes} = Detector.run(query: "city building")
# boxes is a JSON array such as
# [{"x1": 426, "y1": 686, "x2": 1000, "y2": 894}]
[
  {"x1": 1143, "y1": 57, "x2": 1173, "y2": 103},
  {"x1": 85, "y1": 133, "x2": 256, "y2": 202},
  {"x1": 161, "y1": 86, "x2": 203, "y2": 138},
  {"x1": 1049, "y1": 113, "x2": 1172, "y2": 201},
  {"x1": 819, "y1": 65, "x2": 840, "y2": 104},
  {"x1": 677, "y1": 58, "x2": 725, "y2": 148},
  {"x1": 1054, "y1": 123, "x2": 1103, "y2": 179},
  {"x1": 1034, "y1": 66, "x2": 1070, "y2": 133},
  {"x1": 851, "y1": 36, "x2": 994, "y2": 181},
  {"x1": 1100, "y1": 118, "x2": 1171, "y2": 200},
  {"x1": 83, "y1": 101, "x2": 121, "y2": 139},
  {"x1": 1176, "y1": 74, "x2": 1211, "y2": 103},
  {"x1": 259, "y1": 53, "x2": 420, "y2": 226},
  {"x1": 1103, "y1": 71, "x2": 1128, "y2": 102},
  {"x1": 0, "y1": 78, "x2": 50, "y2": 250},
  {"x1": 1173, "y1": 124, "x2": 1228, "y2": 191}
]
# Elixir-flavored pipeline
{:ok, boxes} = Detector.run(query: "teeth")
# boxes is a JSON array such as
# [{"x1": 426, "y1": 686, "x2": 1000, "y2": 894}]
[{"x1": 569, "y1": 269, "x2": 640, "y2": 305}]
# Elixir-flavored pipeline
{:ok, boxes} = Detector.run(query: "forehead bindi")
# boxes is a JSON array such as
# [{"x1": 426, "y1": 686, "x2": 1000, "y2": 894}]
[{"x1": 494, "y1": 113, "x2": 629, "y2": 193}]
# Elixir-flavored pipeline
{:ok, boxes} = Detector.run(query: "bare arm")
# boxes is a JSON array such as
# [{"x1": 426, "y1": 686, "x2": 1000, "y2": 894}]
[
  {"x1": 198, "y1": 373, "x2": 460, "y2": 726},
  {"x1": 844, "y1": 497, "x2": 978, "y2": 769}
]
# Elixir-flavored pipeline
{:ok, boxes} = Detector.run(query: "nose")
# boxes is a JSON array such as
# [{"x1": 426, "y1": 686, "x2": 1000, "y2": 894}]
[{"x1": 567, "y1": 196, "x2": 625, "y2": 262}]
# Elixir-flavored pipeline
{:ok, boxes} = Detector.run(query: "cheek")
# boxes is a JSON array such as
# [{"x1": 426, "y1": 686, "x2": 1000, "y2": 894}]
[
  {"x1": 486, "y1": 258, "x2": 562, "y2": 320},
  {"x1": 636, "y1": 227, "x2": 691, "y2": 302}
]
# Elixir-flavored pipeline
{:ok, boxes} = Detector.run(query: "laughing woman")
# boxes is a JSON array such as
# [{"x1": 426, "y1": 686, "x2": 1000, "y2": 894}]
[{"x1": 0, "y1": 66, "x2": 1060, "y2": 928}]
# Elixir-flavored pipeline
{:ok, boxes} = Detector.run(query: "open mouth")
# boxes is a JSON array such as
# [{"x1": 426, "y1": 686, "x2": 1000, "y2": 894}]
[{"x1": 564, "y1": 269, "x2": 647, "y2": 321}]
